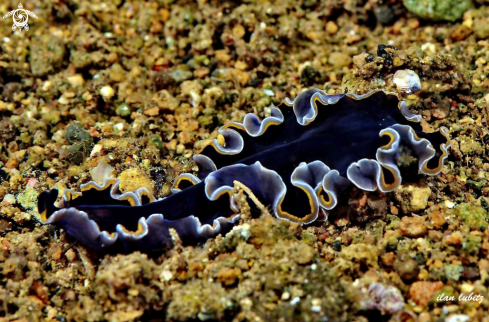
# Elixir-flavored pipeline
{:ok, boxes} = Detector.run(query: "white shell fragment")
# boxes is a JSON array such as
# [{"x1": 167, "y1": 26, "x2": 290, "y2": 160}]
[
  {"x1": 100, "y1": 85, "x2": 115, "y2": 99},
  {"x1": 393, "y1": 69, "x2": 421, "y2": 94}
]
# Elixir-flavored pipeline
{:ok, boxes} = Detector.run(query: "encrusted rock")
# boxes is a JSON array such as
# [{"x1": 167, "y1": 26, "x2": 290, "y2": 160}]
[
  {"x1": 399, "y1": 216, "x2": 428, "y2": 237},
  {"x1": 394, "y1": 182, "x2": 431, "y2": 213},
  {"x1": 409, "y1": 281, "x2": 444, "y2": 307},
  {"x1": 118, "y1": 168, "x2": 154, "y2": 195}
]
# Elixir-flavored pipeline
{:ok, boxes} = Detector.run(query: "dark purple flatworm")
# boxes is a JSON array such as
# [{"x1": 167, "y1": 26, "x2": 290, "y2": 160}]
[{"x1": 38, "y1": 89, "x2": 450, "y2": 252}]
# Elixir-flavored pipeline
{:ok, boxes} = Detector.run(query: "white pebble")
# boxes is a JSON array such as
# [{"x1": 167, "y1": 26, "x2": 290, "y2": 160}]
[
  {"x1": 446, "y1": 315, "x2": 469, "y2": 322},
  {"x1": 3, "y1": 194, "x2": 16, "y2": 205},
  {"x1": 393, "y1": 69, "x2": 421, "y2": 94},
  {"x1": 445, "y1": 200, "x2": 455, "y2": 208},
  {"x1": 160, "y1": 270, "x2": 173, "y2": 281},
  {"x1": 67, "y1": 74, "x2": 85, "y2": 88},
  {"x1": 289, "y1": 297, "x2": 300, "y2": 305},
  {"x1": 100, "y1": 85, "x2": 115, "y2": 99}
]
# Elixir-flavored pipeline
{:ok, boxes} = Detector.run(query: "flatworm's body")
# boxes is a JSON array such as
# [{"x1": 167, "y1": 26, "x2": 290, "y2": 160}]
[{"x1": 38, "y1": 89, "x2": 450, "y2": 252}]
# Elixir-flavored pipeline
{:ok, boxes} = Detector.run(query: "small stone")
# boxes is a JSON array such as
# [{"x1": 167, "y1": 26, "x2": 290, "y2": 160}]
[
  {"x1": 233, "y1": 69, "x2": 250, "y2": 86},
  {"x1": 311, "y1": 298, "x2": 322, "y2": 312},
  {"x1": 193, "y1": 67, "x2": 210, "y2": 78},
  {"x1": 381, "y1": 252, "x2": 396, "y2": 266},
  {"x1": 176, "y1": 144, "x2": 185, "y2": 154},
  {"x1": 374, "y1": 4, "x2": 395, "y2": 25},
  {"x1": 445, "y1": 315, "x2": 469, "y2": 322},
  {"x1": 394, "y1": 258, "x2": 419, "y2": 280},
  {"x1": 217, "y1": 267, "x2": 241, "y2": 286},
  {"x1": 444, "y1": 231, "x2": 463, "y2": 246},
  {"x1": 430, "y1": 210, "x2": 446, "y2": 229},
  {"x1": 432, "y1": 108, "x2": 446, "y2": 119},
  {"x1": 144, "y1": 107, "x2": 159, "y2": 116},
  {"x1": 451, "y1": 24, "x2": 473, "y2": 41},
  {"x1": 65, "y1": 249, "x2": 76, "y2": 261},
  {"x1": 393, "y1": 57, "x2": 403, "y2": 67},
  {"x1": 232, "y1": 24, "x2": 245, "y2": 39},
  {"x1": 393, "y1": 69, "x2": 421, "y2": 94},
  {"x1": 292, "y1": 244, "x2": 315, "y2": 264},
  {"x1": 109, "y1": 63, "x2": 126, "y2": 83},
  {"x1": 421, "y1": 42, "x2": 436, "y2": 54},
  {"x1": 234, "y1": 60, "x2": 248, "y2": 71},
  {"x1": 118, "y1": 168, "x2": 154, "y2": 195},
  {"x1": 408, "y1": 19, "x2": 420, "y2": 29},
  {"x1": 215, "y1": 50, "x2": 231, "y2": 63},
  {"x1": 67, "y1": 74, "x2": 85, "y2": 88},
  {"x1": 30, "y1": 34, "x2": 66, "y2": 77},
  {"x1": 445, "y1": 264, "x2": 464, "y2": 281},
  {"x1": 328, "y1": 52, "x2": 352, "y2": 68},
  {"x1": 361, "y1": 283, "x2": 405, "y2": 315},
  {"x1": 2, "y1": 194, "x2": 16, "y2": 205},
  {"x1": 326, "y1": 21, "x2": 338, "y2": 34},
  {"x1": 400, "y1": 216, "x2": 428, "y2": 237},
  {"x1": 409, "y1": 281, "x2": 443, "y2": 307},
  {"x1": 100, "y1": 86, "x2": 115, "y2": 100},
  {"x1": 160, "y1": 270, "x2": 173, "y2": 281},
  {"x1": 90, "y1": 159, "x2": 114, "y2": 184},
  {"x1": 352, "y1": 53, "x2": 369, "y2": 68},
  {"x1": 394, "y1": 182, "x2": 431, "y2": 213}
]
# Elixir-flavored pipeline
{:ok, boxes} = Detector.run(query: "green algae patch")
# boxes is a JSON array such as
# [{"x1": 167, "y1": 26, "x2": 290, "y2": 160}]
[
  {"x1": 444, "y1": 264, "x2": 464, "y2": 281},
  {"x1": 451, "y1": 203, "x2": 489, "y2": 231},
  {"x1": 16, "y1": 188, "x2": 39, "y2": 218},
  {"x1": 403, "y1": 0, "x2": 472, "y2": 22}
]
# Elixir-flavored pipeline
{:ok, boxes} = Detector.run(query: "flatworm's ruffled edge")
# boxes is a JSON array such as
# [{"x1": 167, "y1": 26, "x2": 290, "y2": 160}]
[
  {"x1": 41, "y1": 178, "x2": 240, "y2": 250},
  {"x1": 204, "y1": 160, "x2": 349, "y2": 224},
  {"x1": 41, "y1": 206, "x2": 119, "y2": 248},
  {"x1": 202, "y1": 89, "x2": 420, "y2": 159},
  {"x1": 193, "y1": 89, "x2": 450, "y2": 224},
  {"x1": 347, "y1": 124, "x2": 450, "y2": 192},
  {"x1": 204, "y1": 123, "x2": 450, "y2": 224},
  {"x1": 199, "y1": 105, "x2": 285, "y2": 157}
]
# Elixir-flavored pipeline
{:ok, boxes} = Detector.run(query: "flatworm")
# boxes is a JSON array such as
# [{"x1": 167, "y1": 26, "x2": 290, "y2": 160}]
[{"x1": 38, "y1": 89, "x2": 450, "y2": 252}]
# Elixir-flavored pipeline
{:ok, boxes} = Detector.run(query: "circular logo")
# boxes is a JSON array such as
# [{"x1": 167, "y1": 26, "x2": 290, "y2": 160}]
[{"x1": 13, "y1": 9, "x2": 28, "y2": 29}]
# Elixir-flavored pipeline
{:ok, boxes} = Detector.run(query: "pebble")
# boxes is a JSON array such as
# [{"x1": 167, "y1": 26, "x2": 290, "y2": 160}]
[
  {"x1": 431, "y1": 108, "x2": 446, "y2": 119},
  {"x1": 100, "y1": 85, "x2": 115, "y2": 100},
  {"x1": 232, "y1": 24, "x2": 245, "y2": 39},
  {"x1": 445, "y1": 200, "x2": 455, "y2": 208},
  {"x1": 292, "y1": 244, "x2": 314, "y2": 264},
  {"x1": 217, "y1": 267, "x2": 241, "y2": 286},
  {"x1": 394, "y1": 258, "x2": 419, "y2": 280},
  {"x1": 326, "y1": 21, "x2": 338, "y2": 34},
  {"x1": 373, "y1": 4, "x2": 395, "y2": 25},
  {"x1": 160, "y1": 270, "x2": 173, "y2": 281},
  {"x1": 118, "y1": 168, "x2": 154, "y2": 195},
  {"x1": 380, "y1": 252, "x2": 396, "y2": 266},
  {"x1": 445, "y1": 315, "x2": 469, "y2": 322},
  {"x1": 408, "y1": 19, "x2": 420, "y2": 29},
  {"x1": 144, "y1": 107, "x2": 159, "y2": 116},
  {"x1": 2, "y1": 194, "x2": 16, "y2": 205},
  {"x1": 394, "y1": 182, "x2": 431, "y2": 213},
  {"x1": 67, "y1": 74, "x2": 85, "y2": 87},
  {"x1": 451, "y1": 25, "x2": 473, "y2": 41},
  {"x1": 399, "y1": 216, "x2": 428, "y2": 237},
  {"x1": 352, "y1": 53, "x2": 369, "y2": 68},
  {"x1": 393, "y1": 69, "x2": 421, "y2": 94},
  {"x1": 328, "y1": 52, "x2": 352, "y2": 68},
  {"x1": 444, "y1": 231, "x2": 463, "y2": 246},
  {"x1": 409, "y1": 281, "x2": 443, "y2": 307},
  {"x1": 430, "y1": 210, "x2": 446, "y2": 229},
  {"x1": 310, "y1": 298, "x2": 321, "y2": 312}
]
